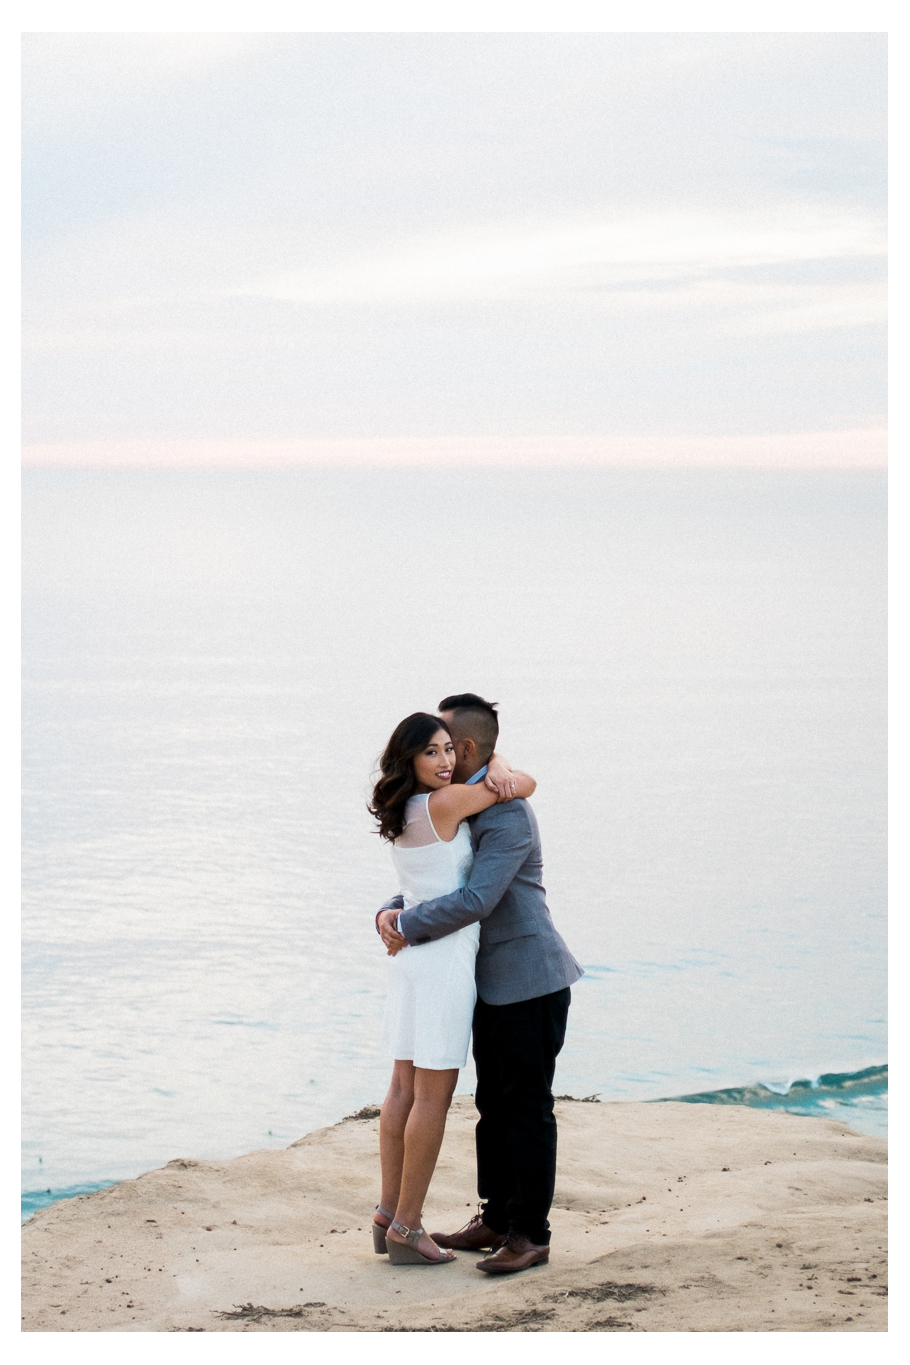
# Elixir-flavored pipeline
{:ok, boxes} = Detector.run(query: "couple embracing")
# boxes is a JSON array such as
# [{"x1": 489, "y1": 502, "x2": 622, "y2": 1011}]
[{"x1": 368, "y1": 693, "x2": 583, "y2": 1275}]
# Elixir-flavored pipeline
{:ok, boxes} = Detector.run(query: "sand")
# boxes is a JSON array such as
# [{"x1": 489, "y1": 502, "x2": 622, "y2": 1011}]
[{"x1": 21, "y1": 1096, "x2": 887, "y2": 1333}]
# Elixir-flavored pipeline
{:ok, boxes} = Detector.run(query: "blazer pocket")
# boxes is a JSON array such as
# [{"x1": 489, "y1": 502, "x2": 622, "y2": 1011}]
[{"x1": 483, "y1": 919, "x2": 539, "y2": 945}]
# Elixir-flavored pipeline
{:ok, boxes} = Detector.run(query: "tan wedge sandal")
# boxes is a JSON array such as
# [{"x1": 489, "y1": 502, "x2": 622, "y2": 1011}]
[
  {"x1": 386, "y1": 1220, "x2": 456, "y2": 1266},
  {"x1": 372, "y1": 1205, "x2": 394, "y2": 1254}
]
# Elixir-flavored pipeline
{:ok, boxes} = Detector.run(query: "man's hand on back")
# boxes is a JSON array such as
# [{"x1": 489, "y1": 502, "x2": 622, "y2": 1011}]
[{"x1": 376, "y1": 908, "x2": 408, "y2": 955}]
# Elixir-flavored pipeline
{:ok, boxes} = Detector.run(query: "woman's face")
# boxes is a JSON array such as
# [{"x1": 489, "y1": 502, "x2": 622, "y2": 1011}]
[{"x1": 412, "y1": 729, "x2": 455, "y2": 792}]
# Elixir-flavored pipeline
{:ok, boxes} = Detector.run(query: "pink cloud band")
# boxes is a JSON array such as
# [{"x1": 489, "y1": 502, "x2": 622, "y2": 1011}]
[{"x1": 21, "y1": 430, "x2": 886, "y2": 470}]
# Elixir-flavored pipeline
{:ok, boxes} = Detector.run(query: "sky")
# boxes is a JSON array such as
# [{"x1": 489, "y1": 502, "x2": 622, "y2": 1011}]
[{"x1": 21, "y1": 32, "x2": 887, "y2": 467}]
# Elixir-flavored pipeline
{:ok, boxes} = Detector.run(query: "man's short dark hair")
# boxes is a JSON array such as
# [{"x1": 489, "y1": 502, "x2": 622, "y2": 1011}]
[{"x1": 438, "y1": 693, "x2": 499, "y2": 762}]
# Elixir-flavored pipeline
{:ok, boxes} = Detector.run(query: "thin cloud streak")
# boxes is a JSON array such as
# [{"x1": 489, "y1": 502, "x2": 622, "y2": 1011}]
[{"x1": 231, "y1": 208, "x2": 885, "y2": 307}]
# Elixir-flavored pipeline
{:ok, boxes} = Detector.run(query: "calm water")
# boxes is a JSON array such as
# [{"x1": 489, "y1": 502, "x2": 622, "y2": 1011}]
[{"x1": 22, "y1": 468, "x2": 887, "y2": 1203}]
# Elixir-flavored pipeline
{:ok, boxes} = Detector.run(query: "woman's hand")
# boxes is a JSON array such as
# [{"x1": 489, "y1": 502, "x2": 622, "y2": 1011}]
[
  {"x1": 485, "y1": 752, "x2": 519, "y2": 802},
  {"x1": 427, "y1": 759, "x2": 536, "y2": 837}
]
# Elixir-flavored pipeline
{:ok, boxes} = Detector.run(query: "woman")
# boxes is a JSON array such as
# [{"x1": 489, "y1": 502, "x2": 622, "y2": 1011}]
[{"x1": 367, "y1": 712, "x2": 536, "y2": 1265}]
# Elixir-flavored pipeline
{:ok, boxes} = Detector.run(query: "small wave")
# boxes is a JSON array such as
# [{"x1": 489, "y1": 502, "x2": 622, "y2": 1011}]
[
  {"x1": 658, "y1": 1065, "x2": 887, "y2": 1137},
  {"x1": 664, "y1": 1064, "x2": 886, "y2": 1107}
]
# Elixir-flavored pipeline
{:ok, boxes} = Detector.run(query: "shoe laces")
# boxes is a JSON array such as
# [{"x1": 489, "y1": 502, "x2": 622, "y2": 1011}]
[{"x1": 452, "y1": 1210, "x2": 488, "y2": 1236}]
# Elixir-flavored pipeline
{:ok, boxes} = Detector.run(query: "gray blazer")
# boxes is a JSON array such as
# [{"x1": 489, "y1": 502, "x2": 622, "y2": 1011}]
[{"x1": 388, "y1": 799, "x2": 583, "y2": 1007}]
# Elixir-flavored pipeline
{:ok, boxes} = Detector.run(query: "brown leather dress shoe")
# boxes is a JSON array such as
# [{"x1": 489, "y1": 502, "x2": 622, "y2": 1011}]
[
  {"x1": 475, "y1": 1233, "x2": 550, "y2": 1274},
  {"x1": 429, "y1": 1213, "x2": 507, "y2": 1252}
]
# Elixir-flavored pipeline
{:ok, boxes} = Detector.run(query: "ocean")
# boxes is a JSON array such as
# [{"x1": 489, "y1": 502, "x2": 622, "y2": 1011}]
[{"x1": 22, "y1": 467, "x2": 887, "y2": 1219}]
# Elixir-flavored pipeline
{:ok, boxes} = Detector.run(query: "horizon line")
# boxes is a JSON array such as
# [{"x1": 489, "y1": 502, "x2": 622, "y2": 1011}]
[{"x1": 21, "y1": 429, "x2": 887, "y2": 471}]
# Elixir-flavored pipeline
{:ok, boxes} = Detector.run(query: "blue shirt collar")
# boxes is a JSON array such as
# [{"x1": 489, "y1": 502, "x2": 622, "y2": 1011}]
[{"x1": 465, "y1": 765, "x2": 488, "y2": 785}]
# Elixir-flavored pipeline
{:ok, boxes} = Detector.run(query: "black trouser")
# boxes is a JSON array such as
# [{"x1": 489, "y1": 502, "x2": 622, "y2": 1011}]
[{"x1": 472, "y1": 986, "x2": 571, "y2": 1246}]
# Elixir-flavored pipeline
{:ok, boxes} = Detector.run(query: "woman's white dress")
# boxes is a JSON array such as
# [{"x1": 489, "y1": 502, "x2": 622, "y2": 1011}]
[{"x1": 383, "y1": 793, "x2": 480, "y2": 1070}]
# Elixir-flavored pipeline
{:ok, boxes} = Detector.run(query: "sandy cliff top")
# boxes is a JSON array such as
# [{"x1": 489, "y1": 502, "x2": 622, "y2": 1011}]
[{"x1": 22, "y1": 1097, "x2": 887, "y2": 1333}]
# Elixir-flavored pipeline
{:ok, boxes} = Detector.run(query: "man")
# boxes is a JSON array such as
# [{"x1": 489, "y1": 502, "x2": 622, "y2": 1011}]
[{"x1": 376, "y1": 693, "x2": 583, "y2": 1274}]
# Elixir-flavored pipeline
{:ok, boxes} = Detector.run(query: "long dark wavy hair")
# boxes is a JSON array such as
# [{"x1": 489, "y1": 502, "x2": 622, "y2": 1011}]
[{"x1": 369, "y1": 712, "x2": 451, "y2": 842}]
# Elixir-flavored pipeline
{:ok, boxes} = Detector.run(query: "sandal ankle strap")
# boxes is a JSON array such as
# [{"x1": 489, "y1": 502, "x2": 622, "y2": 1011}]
[{"x1": 391, "y1": 1220, "x2": 424, "y2": 1245}]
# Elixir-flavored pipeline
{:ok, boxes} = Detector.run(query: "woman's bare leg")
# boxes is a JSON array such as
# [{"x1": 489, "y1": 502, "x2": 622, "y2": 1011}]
[
  {"x1": 377, "y1": 1060, "x2": 415, "y2": 1223},
  {"x1": 387, "y1": 1066, "x2": 458, "y2": 1260}
]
